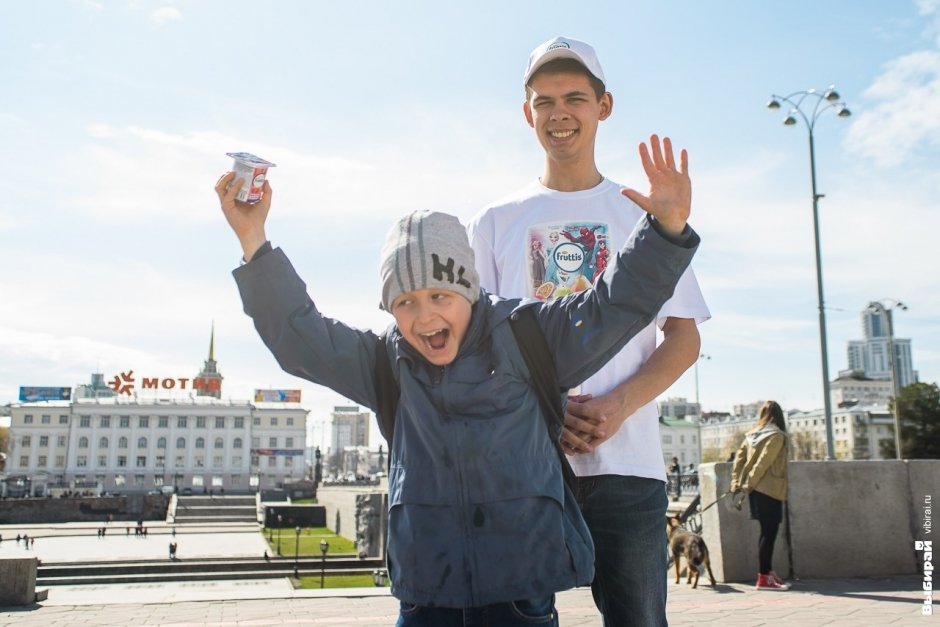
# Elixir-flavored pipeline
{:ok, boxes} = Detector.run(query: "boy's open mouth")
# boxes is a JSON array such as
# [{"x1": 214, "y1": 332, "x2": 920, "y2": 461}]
[{"x1": 420, "y1": 329, "x2": 449, "y2": 351}]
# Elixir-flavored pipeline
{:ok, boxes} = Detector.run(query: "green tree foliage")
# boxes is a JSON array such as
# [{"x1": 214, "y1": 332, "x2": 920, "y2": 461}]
[
  {"x1": 879, "y1": 382, "x2": 940, "y2": 459},
  {"x1": 0, "y1": 426, "x2": 8, "y2": 469}
]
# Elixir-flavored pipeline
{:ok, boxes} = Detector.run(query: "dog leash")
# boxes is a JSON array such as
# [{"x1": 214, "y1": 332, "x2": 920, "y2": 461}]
[{"x1": 696, "y1": 490, "x2": 740, "y2": 514}]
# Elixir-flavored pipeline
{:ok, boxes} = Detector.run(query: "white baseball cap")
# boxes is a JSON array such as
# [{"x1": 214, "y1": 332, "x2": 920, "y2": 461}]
[{"x1": 523, "y1": 36, "x2": 606, "y2": 87}]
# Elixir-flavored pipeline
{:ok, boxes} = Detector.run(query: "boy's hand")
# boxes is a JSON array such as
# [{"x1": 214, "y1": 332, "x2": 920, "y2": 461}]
[
  {"x1": 621, "y1": 134, "x2": 691, "y2": 237},
  {"x1": 215, "y1": 171, "x2": 272, "y2": 261}
]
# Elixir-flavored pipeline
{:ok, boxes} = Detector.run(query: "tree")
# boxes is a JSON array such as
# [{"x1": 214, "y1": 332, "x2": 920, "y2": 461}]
[
  {"x1": 879, "y1": 382, "x2": 940, "y2": 459},
  {"x1": 0, "y1": 426, "x2": 8, "y2": 470},
  {"x1": 790, "y1": 429, "x2": 825, "y2": 460}
]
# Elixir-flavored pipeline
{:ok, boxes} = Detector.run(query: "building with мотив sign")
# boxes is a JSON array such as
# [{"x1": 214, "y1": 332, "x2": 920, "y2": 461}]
[{"x1": 3, "y1": 329, "x2": 307, "y2": 497}]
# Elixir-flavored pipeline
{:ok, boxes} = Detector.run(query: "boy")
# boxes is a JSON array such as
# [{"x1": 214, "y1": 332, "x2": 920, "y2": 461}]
[
  {"x1": 467, "y1": 37, "x2": 710, "y2": 625},
  {"x1": 214, "y1": 134, "x2": 697, "y2": 624}
]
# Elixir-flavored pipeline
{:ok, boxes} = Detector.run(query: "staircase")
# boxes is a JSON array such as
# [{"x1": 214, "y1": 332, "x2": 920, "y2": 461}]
[{"x1": 173, "y1": 495, "x2": 258, "y2": 524}]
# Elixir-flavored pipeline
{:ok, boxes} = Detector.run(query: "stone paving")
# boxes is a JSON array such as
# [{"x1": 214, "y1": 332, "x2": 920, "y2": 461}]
[{"x1": 0, "y1": 522, "x2": 928, "y2": 625}]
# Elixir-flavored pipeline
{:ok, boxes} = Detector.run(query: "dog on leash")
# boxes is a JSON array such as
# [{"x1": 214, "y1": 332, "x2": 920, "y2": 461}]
[{"x1": 666, "y1": 514, "x2": 716, "y2": 589}]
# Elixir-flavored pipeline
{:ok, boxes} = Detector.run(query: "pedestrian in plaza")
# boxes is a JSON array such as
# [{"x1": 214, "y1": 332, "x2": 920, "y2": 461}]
[
  {"x1": 30, "y1": 536, "x2": 35, "y2": 549},
  {"x1": 730, "y1": 400, "x2": 790, "y2": 591},
  {"x1": 467, "y1": 36, "x2": 710, "y2": 626},
  {"x1": 215, "y1": 128, "x2": 699, "y2": 625},
  {"x1": 169, "y1": 542, "x2": 178, "y2": 560},
  {"x1": 16, "y1": 533, "x2": 21, "y2": 545}
]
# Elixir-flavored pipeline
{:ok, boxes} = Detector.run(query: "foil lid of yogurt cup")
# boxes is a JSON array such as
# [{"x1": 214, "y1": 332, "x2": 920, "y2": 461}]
[{"x1": 226, "y1": 152, "x2": 277, "y2": 168}]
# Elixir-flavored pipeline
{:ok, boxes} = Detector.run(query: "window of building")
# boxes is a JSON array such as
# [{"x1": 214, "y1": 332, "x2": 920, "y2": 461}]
[
  {"x1": 176, "y1": 437, "x2": 186, "y2": 448},
  {"x1": 157, "y1": 437, "x2": 166, "y2": 449},
  {"x1": 269, "y1": 437, "x2": 277, "y2": 447},
  {"x1": 136, "y1": 456, "x2": 147, "y2": 467},
  {"x1": 153, "y1": 475, "x2": 164, "y2": 487},
  {"x1": 115, "y1": 475, "x2": 125, "y2": 486},
  {"x1": 178, "y1": 416, "x2": 187, "y2": 428},
  {"x1": 38, "y1": 455, "x2": 47, "y2": 467},
  {"x1": 101, "y1": 416, "x2": 111, "y2": 428},
  {"x1": 137, "y1": 437, "x2": 147, "y2": 449},
  {"x1": 24, "y1": 414, "x2": 33, "y2": 424},
  {"x1": 271, "y1": 417, "x2": 278, "y2": 426},
  {"x1": 213, "y1": 456, "x2": 223, "y2": 468},
  {"x1": 215, "y1": 417, "x2": 225, "y2": 429},
  {"x1": 159, "y1": 416, "x2": 169, "y2": 428},
  {"x1": 286, "y1": 437, "x2": 294, "y2": 448},
  {"x1": 119, "y1": 437, "x2": 128, "y2": 449},
  {"x1": 80, "y1": 416, "x2": 91, "y2": 428},
  {"x1": 662, "y1": 435, "x2": 673, "y2": 444},
  {"x1": 285, "y1": 456, "x2": 293, "y2": 467},
  {"x1": 98, "y1": 455, "x2": 107, "y2": 467},
  {"x1": 117, "y1": 456, "x2": 127, "y2": 468},
  {"x1": 55, "y1": 456, "x2": 65, "y2": 468},
  {"x1": 120, "y1": 416, "x2": 130, "y2": 428},
  {"x1": 19, "y1": 456, "x2": 28, "y2": 467},
  {"x1": 77, "y1": 455, "x2": 88, "y2": 467},
  {"x1": 214, "y1": 438, "x2": 224, "y2": 449},
  {"x1": 234, "y1": 417, "x2": 244, "y2": 429},
  {"x1": 99, "y1": 436, "x2": 108, "y2": 448},
  {"x1": 251, "y1": 455, "x2": 260, "y2": 467},
  {"x1": 78, "y1": 436, "x2": 88, "y2": 448},
  {"x1": 95, "y1": 474, "x2": 105, "y2": 485},
  {"x1": 175, "y1": 456, "x2": 184, "y2": 467},
  {"x1": 251, "y1": 437, "x2": 260, "y2": 448},
  {"x1": 156, "y1": 456, "x2": 165, "y2": 468},
  {"x1": 59, "y1": 415, "x2": 68, "y2": 425},
  {"x1": 193, "y1": 475, "x2": 204, "y2": 487},
  {"x1": 252, "y1": 417, "x2": 260, "y2": 426},
  {"x1": 268, "y1": 456, "x2": 277, "y2": 467},
  {"x1": 680, "y1": 435, "x2": 685, "y2": 444},
  {"x1": 134, "y1": 475, "x2": 145, "y2": 487},
  {"x1": 39, "y1": 435, "x2": 49, "y2": 447},
  {"x1": 231, "y1": 475, "x2": 241, "y2": 486},
  {"x1": 234, "y1": 438, "x2": 243, "y2": 449},
  {"x1": 57, "y1": 436, "x2": 66, "y2": 447},
  {"x1": 196, "y1": 437, "x2": 205, "y2": 449},
  {"x1": 287, "y1": 417, "x2": 294, "y2": 426},
  {"x1": 196, "y1": 417, "x2": 206, "y2": 429},
  {"x1": 41, "y1": 414, "x2": 51, "y2": 424},
  {"x1": 140, "y1": 416, "x2": 149, "y2": 428},
  {"x1": 195, "y1": 456, "x2": 204, "y2": 468},
  {"x1": 232, "y1": 456, "x2": 242, "y2": 467}
]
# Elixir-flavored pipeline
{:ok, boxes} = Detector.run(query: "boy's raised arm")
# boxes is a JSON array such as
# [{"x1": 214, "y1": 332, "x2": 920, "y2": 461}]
[{"x1": 215, "y1": 172, "x2": 271, "y2": 261}]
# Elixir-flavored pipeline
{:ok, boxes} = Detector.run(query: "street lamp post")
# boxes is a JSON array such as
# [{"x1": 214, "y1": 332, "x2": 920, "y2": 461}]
[
  {"x1": 867, "y1": 300, "x2": 907, "y2": 459},
  {"x1": 319, "y1": 539, "x2": 329, "y2": 589},
  {"x1": 277, "y1": 514, "x2": 282, "y2": 556},
  {"x1": 294, "y1": 526, "x2": 301, "y2": 579},
  {"x1": 767, "y1": 86, "x2": 851, "y2": 460}
]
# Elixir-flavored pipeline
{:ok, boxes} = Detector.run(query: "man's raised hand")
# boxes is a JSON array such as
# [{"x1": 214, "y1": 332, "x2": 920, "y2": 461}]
[{"x1": 621, "y1": 134, "x2": 691, "y2": 237}]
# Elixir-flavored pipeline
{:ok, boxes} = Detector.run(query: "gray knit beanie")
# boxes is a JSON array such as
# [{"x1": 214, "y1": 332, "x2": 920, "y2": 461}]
[{"x1": 380, "y1": 211, "x2": 480, "y2": 311}]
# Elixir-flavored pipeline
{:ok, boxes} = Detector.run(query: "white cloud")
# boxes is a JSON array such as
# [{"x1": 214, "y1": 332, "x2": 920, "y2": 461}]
[{"x1": 150, "y1": 6, "x2": 181, "y2": 26}]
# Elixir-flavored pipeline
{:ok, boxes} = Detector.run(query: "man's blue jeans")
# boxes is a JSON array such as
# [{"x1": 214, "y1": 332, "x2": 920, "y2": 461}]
[
  {"x1": 396, "y1": 595, "x2": 557, "y2": 626},
  {"x1": 575, "y1": 474, "x2": 668, "y2": 627}
]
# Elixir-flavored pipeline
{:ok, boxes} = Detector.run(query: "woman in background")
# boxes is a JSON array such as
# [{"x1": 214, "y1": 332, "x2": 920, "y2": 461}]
[{"x1": 730, "y1": 400, "x2": 790, "y2": 591}]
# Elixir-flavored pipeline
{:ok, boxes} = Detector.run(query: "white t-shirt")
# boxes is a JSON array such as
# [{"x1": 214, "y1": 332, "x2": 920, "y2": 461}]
[{"x1": 468, "y1": 178, "x2": 710, "y2": 481}]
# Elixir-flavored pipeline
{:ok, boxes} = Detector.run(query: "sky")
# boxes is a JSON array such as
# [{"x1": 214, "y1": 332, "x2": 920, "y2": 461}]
[{"x1": 1, "y1": 1, "x2": 938, "y2": 451}]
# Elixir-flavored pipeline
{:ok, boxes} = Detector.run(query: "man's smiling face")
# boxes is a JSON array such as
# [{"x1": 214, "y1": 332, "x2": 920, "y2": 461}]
[
  {"x1": 391, "y1": 288, "x2": 472, "y2": 367},
  {"x1": 524, "y1": 71, "x2": 611, "y2": 167}
]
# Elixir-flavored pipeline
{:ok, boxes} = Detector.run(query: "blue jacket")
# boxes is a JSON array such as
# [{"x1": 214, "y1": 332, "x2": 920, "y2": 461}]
[{"x1": 233, "y1": 216, "x2": 698, "y2": 607}]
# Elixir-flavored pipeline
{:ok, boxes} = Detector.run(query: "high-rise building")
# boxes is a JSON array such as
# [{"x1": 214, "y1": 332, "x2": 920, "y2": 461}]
[
  {"x1": 846, "y1": 304, "x2": 917, "y2": 388},
  {"x1": 330, "y1": 406, "x2": 370, "y2": 455}
]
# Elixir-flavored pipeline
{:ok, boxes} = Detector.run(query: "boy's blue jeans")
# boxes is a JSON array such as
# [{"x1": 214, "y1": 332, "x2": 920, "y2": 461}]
[
  {"x1": 575, "y1": 474, "x2": 668, "y2": 627},
  {"x1": 396, "y1": 595, "x2": 556, "y2": 626}
]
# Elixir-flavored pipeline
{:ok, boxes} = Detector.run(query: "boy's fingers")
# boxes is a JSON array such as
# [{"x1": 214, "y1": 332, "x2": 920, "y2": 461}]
[
  {"x1": 680, "y1": 148, "x2": 689, "y2": 176},
  {"x1": 649, "y1": 134, "x2": 666, "y2": 170},
  {"x1": 663, "y1": 136, "x2": 676, "y2": 171}
]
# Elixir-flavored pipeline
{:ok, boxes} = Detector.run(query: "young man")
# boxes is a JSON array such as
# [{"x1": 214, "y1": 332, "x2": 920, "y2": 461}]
[
  {"x1": 215, "y1": 131, "x2": 698, "y2": 624},
  {"x1": 468, "y1": 36, "x2": 711, "y2": 625}
]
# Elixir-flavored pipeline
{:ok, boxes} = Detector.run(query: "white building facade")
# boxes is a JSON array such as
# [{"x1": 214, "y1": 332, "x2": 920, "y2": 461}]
[{"x1": 7, "y1": 396, "x2": 307, "y2": 495}]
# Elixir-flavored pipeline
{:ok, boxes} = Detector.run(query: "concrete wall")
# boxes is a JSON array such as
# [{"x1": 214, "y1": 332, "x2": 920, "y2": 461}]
[
  {"x1": 0, "y1": 558, "x2": 37, "y2": 606},
  {"x1": 316, "y1": 483, "x2": 387, "y2": 547},
  {"x1": 0, "y1": 495, "x2": 169, "y2": 524},
  {"x1": 701, "y1": 460, "x2": 939, "y2": 582}
]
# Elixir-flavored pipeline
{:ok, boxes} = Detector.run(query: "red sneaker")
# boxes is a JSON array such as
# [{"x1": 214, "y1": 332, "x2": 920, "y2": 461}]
[
  {"x1": 769, "y1": 571, "x2": 788, "y2": 587},
  {"x1": 755, "y1": 573, "x2": 790, "y2": 590}
]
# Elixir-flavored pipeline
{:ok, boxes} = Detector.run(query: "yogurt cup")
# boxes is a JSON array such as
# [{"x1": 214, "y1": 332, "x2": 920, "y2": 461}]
[{"x1": 226, "y1": 152, "x2": 276, "y2": 203}]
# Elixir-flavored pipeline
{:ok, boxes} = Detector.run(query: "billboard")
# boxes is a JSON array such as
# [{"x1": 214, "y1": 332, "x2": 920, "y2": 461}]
[
  {"x1": 254, "y1": 389, "x2": 302, "y2": 403},
  {"x1": 18, "y1": 386, "x2": 72, "y2": 402},
  {"x1": 250, "y1": 448, "x2": 305, "y2": 457}
]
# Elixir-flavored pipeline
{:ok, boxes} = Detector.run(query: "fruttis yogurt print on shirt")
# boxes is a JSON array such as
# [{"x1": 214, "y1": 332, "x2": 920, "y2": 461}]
[{"x1": 526, "y1": 221, "x2": 610, "y2": 300}]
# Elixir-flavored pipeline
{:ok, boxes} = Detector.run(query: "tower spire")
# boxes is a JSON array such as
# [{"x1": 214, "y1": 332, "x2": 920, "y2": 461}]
[{"x1": 209, "y1": 321, "x2": 215, "y2": 361}]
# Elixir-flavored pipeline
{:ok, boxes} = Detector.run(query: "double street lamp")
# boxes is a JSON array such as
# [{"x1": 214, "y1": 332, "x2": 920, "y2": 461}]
[
  {"x1": 319, "y1": 539, "x2": 329, "y2": 588},
  {"x1": 294, "y1": 526, "x2": 301, "y2": 578},
  {"x1": 767, "y1": 86, "x2": 851, "y2": 460},
  {"x1": 867, "y1": 299, "x2": 908, "y2": 459}
]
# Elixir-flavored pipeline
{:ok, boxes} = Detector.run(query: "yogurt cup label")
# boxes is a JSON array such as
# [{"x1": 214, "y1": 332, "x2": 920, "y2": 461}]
[{"x1": 226, "y1": 152, "x2": 276, "y2": 203}]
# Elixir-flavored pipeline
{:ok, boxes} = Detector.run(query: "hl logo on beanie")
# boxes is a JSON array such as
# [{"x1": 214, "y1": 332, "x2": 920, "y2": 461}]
[{"x1": 380, "y1": 211, "x2": 481, "y2": 311}]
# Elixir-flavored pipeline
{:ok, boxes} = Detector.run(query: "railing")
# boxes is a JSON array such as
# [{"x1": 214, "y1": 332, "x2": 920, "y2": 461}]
[{"x1": 665, "y1": 472, "x2": 700, "y2": 500}]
